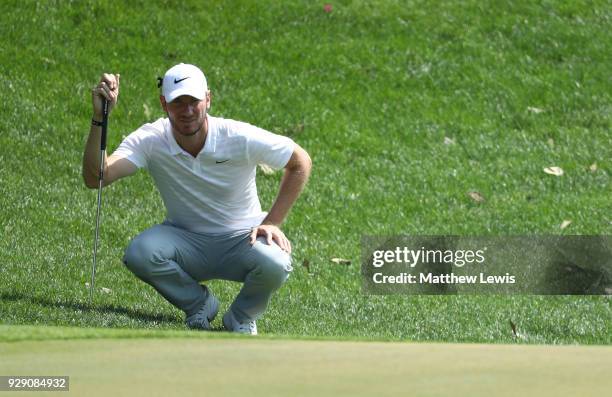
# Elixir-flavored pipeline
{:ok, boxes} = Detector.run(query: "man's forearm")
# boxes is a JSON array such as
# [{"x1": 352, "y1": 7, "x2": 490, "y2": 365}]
[
  {"x1": 263, "y1": 165, "x2": 310, "y2": 226},
  {"x1": 82, "y1": 122, "x2": 107, "y2": 188},
  {"x1": 85, "y1": 73, "x2": 119, "y2": 188}
]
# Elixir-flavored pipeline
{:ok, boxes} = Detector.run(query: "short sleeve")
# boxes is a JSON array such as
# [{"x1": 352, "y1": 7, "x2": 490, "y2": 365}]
[
  {"x1": 243, "y1": 123, "x2": 295, "y2": 169},
  {"x1": 111, "y1": 125, "x2": 156, "y2": 169}
]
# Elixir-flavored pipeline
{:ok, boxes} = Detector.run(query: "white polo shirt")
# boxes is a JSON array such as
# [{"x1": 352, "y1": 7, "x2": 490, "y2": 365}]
[{"x1": 112, "y1": 115, "x2": 295, "y2": 233}]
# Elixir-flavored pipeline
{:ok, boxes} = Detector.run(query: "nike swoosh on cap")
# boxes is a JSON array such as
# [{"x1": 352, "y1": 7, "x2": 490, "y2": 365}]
[{"x1": 174, "y1": 77, "x2": 190, "y2": 84}]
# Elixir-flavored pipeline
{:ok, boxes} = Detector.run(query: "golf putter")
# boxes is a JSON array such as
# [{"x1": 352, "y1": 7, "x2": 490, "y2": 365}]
[{"x1": 90, "y1": 98, "x2": 109, "y2": 305}]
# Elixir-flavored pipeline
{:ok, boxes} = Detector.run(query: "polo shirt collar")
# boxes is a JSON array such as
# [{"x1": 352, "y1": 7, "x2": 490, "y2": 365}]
[
  {"x1": 202, "y1": 115, "x2": 217, "y2": 154},
  {"x1": 165, "y1": 115, "x2": 216, "y2": 156}
]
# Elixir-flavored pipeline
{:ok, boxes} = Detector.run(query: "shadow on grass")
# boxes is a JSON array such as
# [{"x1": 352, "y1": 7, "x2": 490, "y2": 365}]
[{"x1": 0, "y1": 291, "x2": 179, "y2": 325}]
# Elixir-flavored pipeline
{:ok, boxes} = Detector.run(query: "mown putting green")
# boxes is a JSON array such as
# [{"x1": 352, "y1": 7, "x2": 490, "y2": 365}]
[{"x1": 1, "y1": 337, "x2": 610, "y2": 396}]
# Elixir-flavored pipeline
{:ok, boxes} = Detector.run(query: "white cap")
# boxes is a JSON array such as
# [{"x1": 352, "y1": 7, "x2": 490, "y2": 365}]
[{"x1": 161, "y1": 63, "x2": 207, "y2": 103}]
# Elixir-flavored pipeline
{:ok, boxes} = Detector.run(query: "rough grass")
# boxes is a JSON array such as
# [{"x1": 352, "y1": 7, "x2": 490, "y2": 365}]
[{"x1": 0, "y1": 0, "x2": 610, "y2": 344}]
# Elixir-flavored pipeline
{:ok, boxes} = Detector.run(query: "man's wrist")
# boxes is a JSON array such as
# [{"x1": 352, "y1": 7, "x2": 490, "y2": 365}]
[{"x1": 261, "y1": 219, "x2": 282, "y2": 227}]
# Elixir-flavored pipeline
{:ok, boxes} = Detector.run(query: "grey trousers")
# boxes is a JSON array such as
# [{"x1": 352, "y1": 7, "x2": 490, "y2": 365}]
[{"x1": 122, "y1": 223, "x2": 292, "y2": 322}]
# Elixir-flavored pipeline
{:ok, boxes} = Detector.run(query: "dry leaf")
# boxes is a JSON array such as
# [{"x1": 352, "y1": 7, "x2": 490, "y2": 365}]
[
  {"x1": 302, "y1": 259, "x2": 310, "y2": 272},
  {"x1": 101, "y1": 287, "x2": 112, "y2": 294},
  {"x1": 468, "y1": 191, "x2": 485, "y2": 203},
  {"x1": 443, "y1": 137, "x2": 455, "y2": 145},
  {"x1": 560, "y1": 220, "x2": 572, "y2": 229},
  {"x1": 258, "y1": 164, "x2": 276, "y2": 175},
  {"x1": 543, "y1": 166, "x2": 563, "y2": 176},
  {"x1": 143, "y1": 103, "x2": 151, "y2": 119},
  {"x1": 527, "y1": 106, "x2": 545, "y2": 114},
  {"x1": 547, "y1": 138, "x2": 554, "y2": 147},
  {"x1": 85, "y1": 282, "x2": 90, "y2": 288},
  {"x1": 510, "y1": 320, "x2": 517, "y2": 338},
  {"x1": 509, "y1": 320, "x2": 526, "y2": 340},
  {"x1": 589, "y1": 163, "x2": 597, "y2": 172},
  {"x1": 331, "y1": 258, "x2": 351, "y2": 265}
]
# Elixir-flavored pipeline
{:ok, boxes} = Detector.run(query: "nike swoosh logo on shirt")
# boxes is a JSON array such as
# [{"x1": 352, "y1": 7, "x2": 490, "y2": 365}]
[
  {"x1": 215, "y1": 159, "x2": 230, "y2": 164},
  {"x1": 174, "y1": 77, "x2": 190, "y2": 84}
]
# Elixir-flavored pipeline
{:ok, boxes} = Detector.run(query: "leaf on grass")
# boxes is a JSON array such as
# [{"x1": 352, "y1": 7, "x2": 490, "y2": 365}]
[
  {"x1": 547, "y1": 138, "x2": 554, "y2": 148},
  {"x1": 331, "y1": 258, "x2": 351, "y2": 266},
  {"x1": 560, "y1": 220, "x2": 572, "y2": 229},
  {"x1": 543, "y1": 166, "x2": 563, "y2": 176},
  {"x1": 510, "y1": 320, "x2": 517, "y2": 337},
  {"x1": 443, "y1": 137, "x2": 455, "y2": 145},
  {"x1": 589, "y1": 163, "x2": 597, "y2": 172},
  {"x1": 527, "y1": 106, "x2": 544, "y2": 114},
  {"x1": 101, "y1": 287, "x2": 112, "y2": 294},
  {"x1": 143, "y1": 103, "x2": 152, "y2": 119},
  {"x1": 510, "y1": 319, "x2": 526, "y2": 340},
  {"x1": 302, "y1": 259, "x2": 310, "y2": 272},
  {"x1": 258, "y1": 164, "x2": 276, "y2": 175},
  {"x1": 85, "y1": 282, "x2": 90, "y2": 288},
  {"x1": 468, "y1": 191, "x2": 485, "y2": 203}
]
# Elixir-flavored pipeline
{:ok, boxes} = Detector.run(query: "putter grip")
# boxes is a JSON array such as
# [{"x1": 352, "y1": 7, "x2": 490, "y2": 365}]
[{"x1": 101, "y1": 99, "x2": 109, "y2": 150}]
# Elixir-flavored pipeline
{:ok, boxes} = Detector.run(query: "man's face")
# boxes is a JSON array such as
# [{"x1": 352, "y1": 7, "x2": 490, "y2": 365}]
[{"x1": 161, "y1": 94, "x2": 209, "y2": 137}]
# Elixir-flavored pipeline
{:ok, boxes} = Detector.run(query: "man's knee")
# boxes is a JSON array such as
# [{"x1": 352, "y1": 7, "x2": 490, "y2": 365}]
[
  {"x1": 123, "y1": 232, "x2": 170, "y2": 279},
  {"x1": 252, "y1": 247, "x2": 292, "y2": 290}
]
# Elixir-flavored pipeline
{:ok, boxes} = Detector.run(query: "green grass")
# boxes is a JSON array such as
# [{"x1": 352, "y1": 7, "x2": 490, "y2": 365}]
[
  {"x1": 0, "y1": 0, "x2": 610, "y2": 344},
  {"x1": 2, "y1": 335, "x2": 611, "y2": 396}
]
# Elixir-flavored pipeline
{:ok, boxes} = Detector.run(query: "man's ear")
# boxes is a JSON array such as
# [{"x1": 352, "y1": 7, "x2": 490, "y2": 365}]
[
  {"x1": 160, "y1": 95, "x2": 168, "y2": 112},
  {"x1": 206, "y1": 91, "x2": 212, "y2": 110}
]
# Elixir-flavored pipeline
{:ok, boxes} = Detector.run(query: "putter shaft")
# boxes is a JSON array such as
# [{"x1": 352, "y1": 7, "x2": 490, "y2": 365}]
[
  {"x1": 89, "y1": 153, "x2": 105, "y2": 304},
  {"x1": 90, "y1": 99, "x2": 109, "y2": 305}
]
